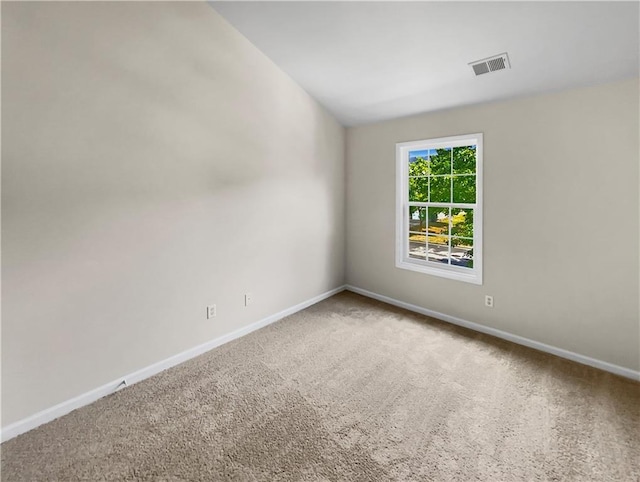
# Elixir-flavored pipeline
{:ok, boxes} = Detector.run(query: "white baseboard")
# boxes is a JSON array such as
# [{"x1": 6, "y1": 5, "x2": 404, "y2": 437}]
[
  {"x1": 1, "y1": 285, "x2": 347, "y2": 443},
  {"x1": 346, "y1": 285, "x2": 640, "y2": 381},
  {"x1": 5, "y1": 283, "x2": 636, "y2": 442}
]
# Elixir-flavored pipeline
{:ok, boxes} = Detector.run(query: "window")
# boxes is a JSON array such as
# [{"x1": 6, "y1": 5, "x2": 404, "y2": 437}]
[{"x1": 396, "y1": 133, "x2": 483, "y2": 284}]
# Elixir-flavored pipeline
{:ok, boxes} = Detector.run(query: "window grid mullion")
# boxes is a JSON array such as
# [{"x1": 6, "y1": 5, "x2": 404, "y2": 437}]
[
  {"x1": 410, "y1": 174, "x2": 475, "y2": 177},
  {"x1": 449, "y1": 148, "x2": 453, "y2": 263},
  {"x1": 409, "y1": 202, "x2": 476, "y2": 210}
]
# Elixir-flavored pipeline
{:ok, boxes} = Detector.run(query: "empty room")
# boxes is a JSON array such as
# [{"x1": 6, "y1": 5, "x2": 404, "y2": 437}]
[{"x1": 1, "y1": 1, "x2": 639, "y2": 480}]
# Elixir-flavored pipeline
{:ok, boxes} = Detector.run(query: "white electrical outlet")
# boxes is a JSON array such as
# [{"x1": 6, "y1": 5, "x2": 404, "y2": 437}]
[
  {"x1": 245, "y1": 293, "x2": 253, "y2": 306},
  {"x1": 207, "y1": 304, "x2": 217, "y2": 319},
  {"x1": 485, "y1": 295, "x2": 494, "y2": 308}
]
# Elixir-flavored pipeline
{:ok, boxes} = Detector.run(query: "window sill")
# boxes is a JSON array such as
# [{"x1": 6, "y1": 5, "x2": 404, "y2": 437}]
[{"x1": 396, "y1": 258, "x2": 482, "y2": 285}]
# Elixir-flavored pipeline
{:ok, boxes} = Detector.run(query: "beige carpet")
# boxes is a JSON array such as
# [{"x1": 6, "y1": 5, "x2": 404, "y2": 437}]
[{"x1": 2, "y1": 292, "x2": 639, "y2": 481}]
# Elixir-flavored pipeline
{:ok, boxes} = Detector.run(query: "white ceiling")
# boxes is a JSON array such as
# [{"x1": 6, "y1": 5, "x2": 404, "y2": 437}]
[{"x1": 210, "y1": 2, "x2": 639, "y2": 126}]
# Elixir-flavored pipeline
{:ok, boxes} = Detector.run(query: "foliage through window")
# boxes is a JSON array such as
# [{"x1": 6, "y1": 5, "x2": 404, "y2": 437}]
[{"x1": 396, "y1": 134, "x2": 483, "y2": 284}]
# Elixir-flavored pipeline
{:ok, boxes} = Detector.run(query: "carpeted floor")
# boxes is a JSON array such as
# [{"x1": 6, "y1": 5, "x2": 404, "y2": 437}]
[{"x1": 2, "y1": 291, "x2": 639, "y2": 481}]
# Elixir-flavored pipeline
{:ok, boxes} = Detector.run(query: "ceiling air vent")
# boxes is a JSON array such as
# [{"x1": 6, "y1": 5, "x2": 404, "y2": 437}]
[{"x1": 470, "y1": 53, "x2": 510, "y2": 76}]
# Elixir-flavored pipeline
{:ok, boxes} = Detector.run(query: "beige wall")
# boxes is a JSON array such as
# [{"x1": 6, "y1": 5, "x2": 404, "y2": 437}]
[
  {"x1": 1, "y1": 2, "x2": 345, "y2": 425},
  {"x1": 346, "y1": 79, "x2": 640, "y2": 372}
]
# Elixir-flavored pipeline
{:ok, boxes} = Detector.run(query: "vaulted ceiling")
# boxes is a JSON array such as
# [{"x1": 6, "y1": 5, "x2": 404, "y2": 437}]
[{"x1": 211, "y1": 1, "x2": 639, "y2": 126}]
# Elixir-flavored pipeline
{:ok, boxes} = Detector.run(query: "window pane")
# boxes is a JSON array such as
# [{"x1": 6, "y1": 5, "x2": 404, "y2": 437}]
[
  {"x1": 451, "y1": 208, "x2": 474, "y2": 239},
  {"x1": 451, "y1": 237, "x2": 474, "y2": 268},
  {"x1": 409, "y1": 151, "x2": 430, "y2": 177},
  {"x1": 429, "y1": 176, "x2": 450, "y2": 203},
  {"x1": 428, "y1": 206, "x2": 449, "y2": 236},
  {"x1": 453, "y1": 175, "x2": 476, "y2": 203},
  {"x1": 408, "y1": 177, "x2": 428, "y2": 202},
  {"x1": 453, "y1": 145, "x2": 476, "y2": 174},
  {"x1": 428, "y1": 235, "x2": 449, "y2": 264},
  {"x1": 409, "y1": 232, "x2": 427, "y2": 260},
  {"x1": 430, "y1": 148, "x2": 451, "y2": 175},
  {"x1": 409, "y1": 206, "x2": 426, "y2": 233}
]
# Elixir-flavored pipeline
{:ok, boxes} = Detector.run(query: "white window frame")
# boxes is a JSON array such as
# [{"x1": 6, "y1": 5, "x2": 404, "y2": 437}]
[{"x1": 395, "y1": 133, "x2": 483, "y2": 285}]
